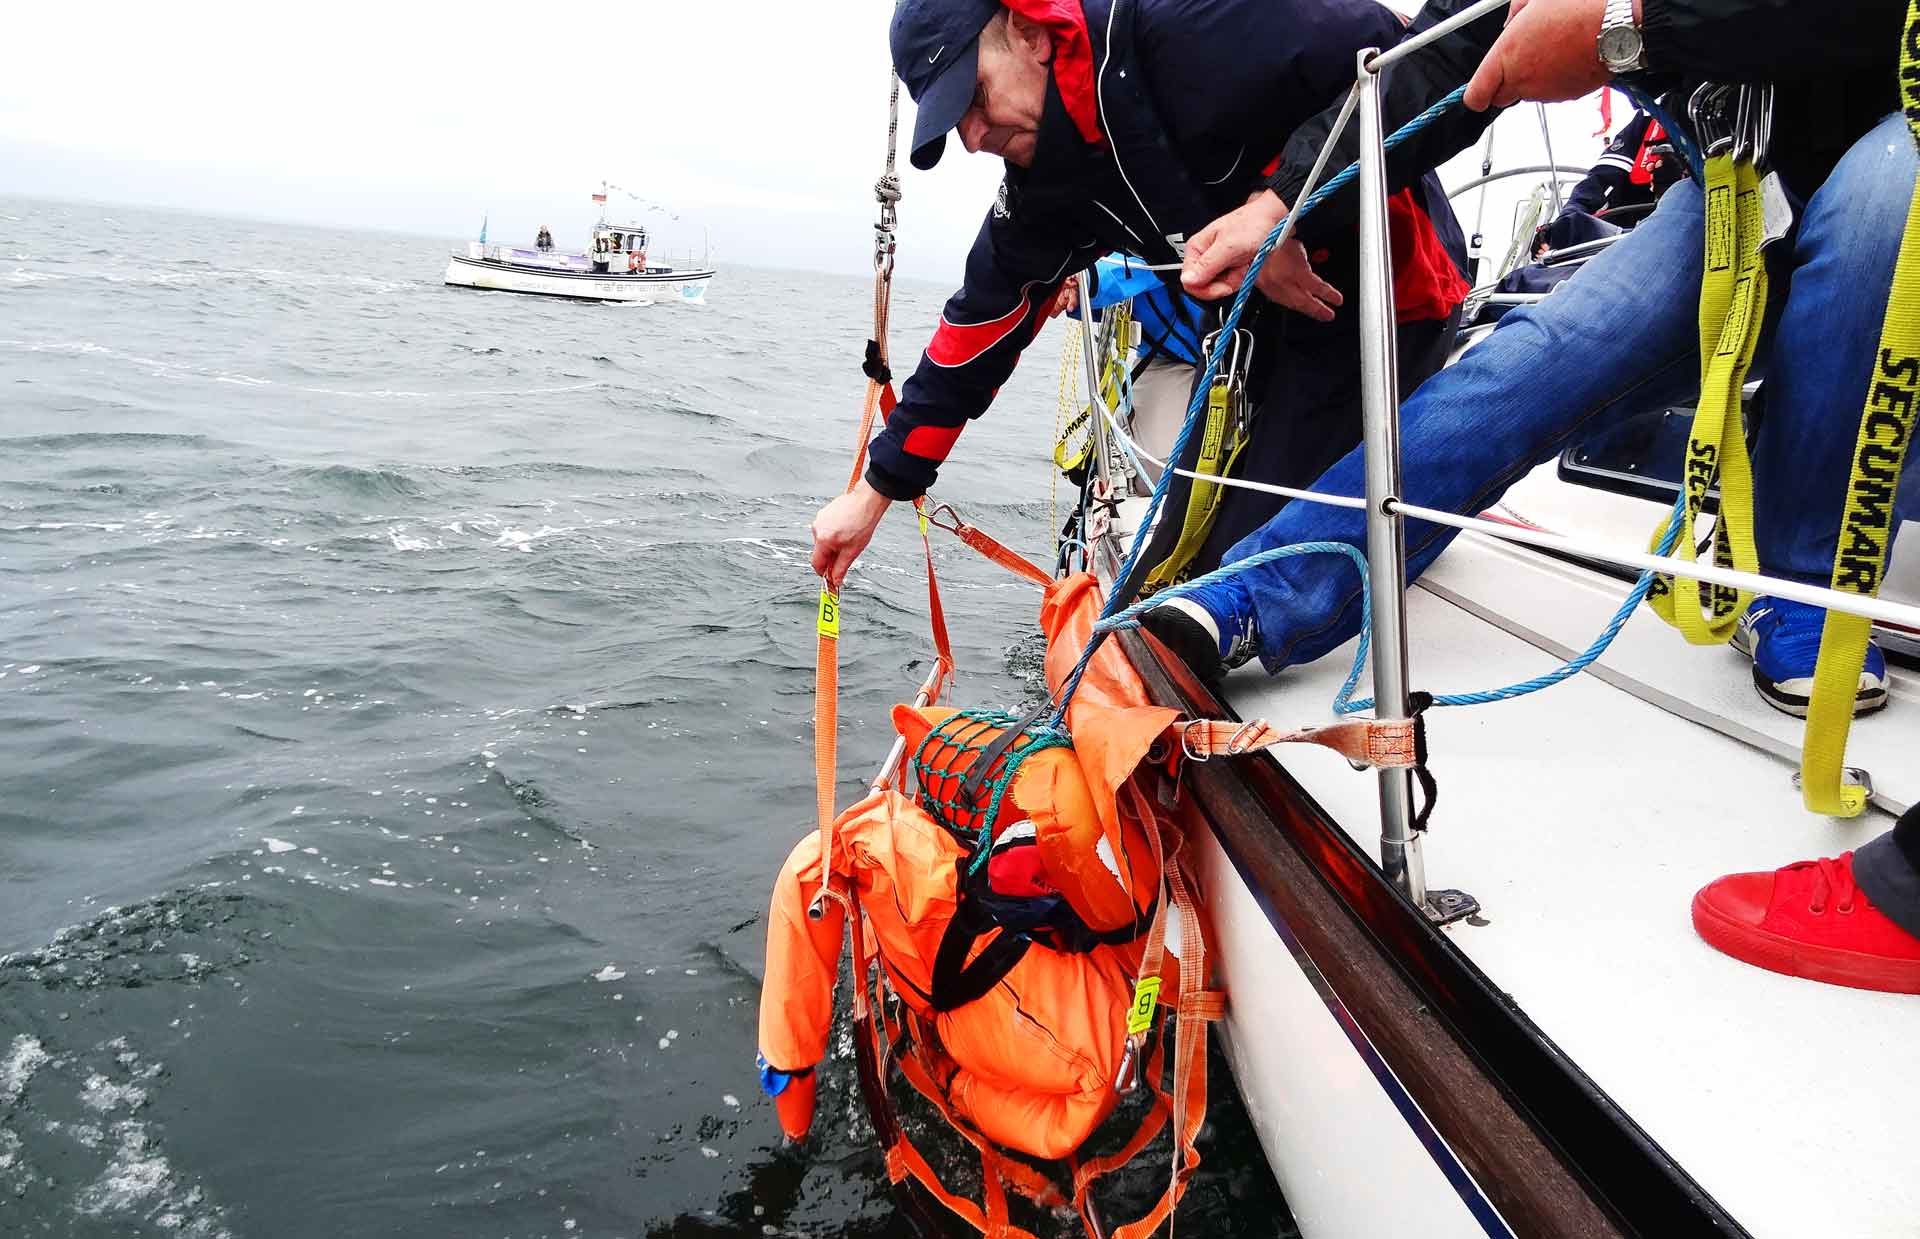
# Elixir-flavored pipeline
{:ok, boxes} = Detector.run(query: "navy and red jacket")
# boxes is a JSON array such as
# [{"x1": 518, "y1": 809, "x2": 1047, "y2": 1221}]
[
  {"x1": 1563, "y1": 111, "x2": 1681, "y2": 218},
  {"x1": 865, "y1": 0, "x2": 1477, "y2": 501}
]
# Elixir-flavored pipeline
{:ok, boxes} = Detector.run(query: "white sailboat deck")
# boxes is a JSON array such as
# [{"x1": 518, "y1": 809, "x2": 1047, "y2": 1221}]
[{"x1": 1218, "y1": 462, "x2": 1918, "y2": 1237}]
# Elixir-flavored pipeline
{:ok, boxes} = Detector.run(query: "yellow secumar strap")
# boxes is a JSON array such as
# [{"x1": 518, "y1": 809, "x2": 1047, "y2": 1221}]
[
  {"x1": 1053, "y1": 405, "x2": 1093, "y2": 473},
  {"x1": 817, "y1": 587, "x2": 841, "y2": 639},
  {"x1": 1053, "y1": 306, "x2": 1131, "y2": 475},
  {"x1": 1645, "y1": 151, "x2": 1766, "y2": 642},
  {"x1": 1144, "y1": 379, "x2": 1248, "y2": 591},
  {"x1": 1801, "y1": 2, "x2": 1920, "y2": 815}
]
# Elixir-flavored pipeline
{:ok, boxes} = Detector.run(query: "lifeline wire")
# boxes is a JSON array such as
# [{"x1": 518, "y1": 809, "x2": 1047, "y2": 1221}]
[{"x1": 1090, "y1": 493, "x2": 1685, "y2": 717}]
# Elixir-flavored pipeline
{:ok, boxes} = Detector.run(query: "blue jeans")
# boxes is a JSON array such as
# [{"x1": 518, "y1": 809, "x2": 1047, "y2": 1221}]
[{"x1": 1229, "y1": 112, "x2": 1920, "y2": 672}]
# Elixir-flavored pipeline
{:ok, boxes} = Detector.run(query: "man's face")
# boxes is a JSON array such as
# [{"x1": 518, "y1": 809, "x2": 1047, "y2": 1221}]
[{"x1": 955, "y1": 17, "x2": 1050, "y2": 168}]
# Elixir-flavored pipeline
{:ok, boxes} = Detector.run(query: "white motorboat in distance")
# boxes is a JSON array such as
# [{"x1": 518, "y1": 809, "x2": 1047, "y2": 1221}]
[{"x1": 444, "y1": 194, "x2": 714, "y2": 304}]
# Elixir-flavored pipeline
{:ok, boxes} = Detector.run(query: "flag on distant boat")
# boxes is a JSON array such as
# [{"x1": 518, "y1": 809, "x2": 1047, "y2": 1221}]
[
  {"x1": 592, "y1": 192, "x2": 608, "y2": 205},
  {"x1": 478, "y1": 214, "x2": 488, "y2": 244}
]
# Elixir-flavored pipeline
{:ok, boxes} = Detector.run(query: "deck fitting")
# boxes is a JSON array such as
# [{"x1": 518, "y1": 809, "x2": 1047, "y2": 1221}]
[{"x1": 1423, "y1": 887, "x2": 1481, "y2": 926}]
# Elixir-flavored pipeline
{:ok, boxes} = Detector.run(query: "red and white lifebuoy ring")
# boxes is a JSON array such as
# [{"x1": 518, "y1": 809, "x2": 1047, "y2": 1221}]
[{"x1": 628, "y1": 251, "x2": 642, "y2": 273}]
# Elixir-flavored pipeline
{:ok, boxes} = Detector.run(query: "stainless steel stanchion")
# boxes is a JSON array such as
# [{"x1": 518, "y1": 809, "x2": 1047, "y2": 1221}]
[{"x1": 1353, "y1": 50, "x2": 1427, "y2": 907}]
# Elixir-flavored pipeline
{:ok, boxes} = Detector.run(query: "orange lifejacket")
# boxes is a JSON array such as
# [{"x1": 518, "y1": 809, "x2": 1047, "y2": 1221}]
[
  {"x1": 762, "y1": 569, "x2": 1225, "y2": 1236},
  {"x1": 760, "y1": 786, "x2": 1139, "y2": 1158}
]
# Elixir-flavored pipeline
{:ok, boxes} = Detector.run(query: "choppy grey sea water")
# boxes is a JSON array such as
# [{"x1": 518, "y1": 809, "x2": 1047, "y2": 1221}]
[{"x1": 0, "y1": 196, "x2": 1290, "y2": 1237}]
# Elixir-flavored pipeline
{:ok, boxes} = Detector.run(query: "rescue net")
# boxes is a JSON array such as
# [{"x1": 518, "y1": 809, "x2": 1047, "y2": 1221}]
[{"x1": 909, "y1": 709, "x2": 1073, "y2": 870}]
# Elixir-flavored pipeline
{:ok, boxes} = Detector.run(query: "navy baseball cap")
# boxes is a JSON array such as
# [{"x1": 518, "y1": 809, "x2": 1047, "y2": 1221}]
[{"x1": 890, "y1": 0, "x2": 1003, "y2": 170}]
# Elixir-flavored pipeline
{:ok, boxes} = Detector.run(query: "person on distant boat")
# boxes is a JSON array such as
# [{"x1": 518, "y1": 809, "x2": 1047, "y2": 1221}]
[
  {"x1": 536, "y1": 225, "x2": 554, "y2": 251},
  {"x1": 809, "y1": 0, "x2": 1493, "y2": 593},
  {"x1": 1156, "y1": 0, "x2": 1920, "y2": 992}
]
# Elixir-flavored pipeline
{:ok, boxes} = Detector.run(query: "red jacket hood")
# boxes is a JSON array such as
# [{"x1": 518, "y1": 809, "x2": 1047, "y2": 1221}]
[{"x1": 1002, "y1": 0, "x2": 1103, "y2": 145}]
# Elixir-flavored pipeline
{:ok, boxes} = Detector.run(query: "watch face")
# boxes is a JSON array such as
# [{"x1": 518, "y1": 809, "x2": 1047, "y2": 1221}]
[{"x1": 1598, "y1": 25, "x2": 1642, "y2": 65}]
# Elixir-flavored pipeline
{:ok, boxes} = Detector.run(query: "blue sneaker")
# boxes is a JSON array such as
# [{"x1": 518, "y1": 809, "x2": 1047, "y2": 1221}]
[
  {"x1": 1140, "y1": 577, "x2": 1258, "y2": 685},
  {"x1": 1731, "y1": 596, "x2": 1888, "y2": 718}
]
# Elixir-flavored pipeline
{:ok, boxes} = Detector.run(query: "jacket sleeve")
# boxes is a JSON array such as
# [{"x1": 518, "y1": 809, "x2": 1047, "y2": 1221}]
[
  {"x1": 1266, "y1": 0, "x2": 1504, "y2": 251},
  {"x1": 865, "y1": 196, "x2": 1094, "y2": 501},
  {"x1": 1641, "y1": 0, "x2": 1903, "y2": 78}
]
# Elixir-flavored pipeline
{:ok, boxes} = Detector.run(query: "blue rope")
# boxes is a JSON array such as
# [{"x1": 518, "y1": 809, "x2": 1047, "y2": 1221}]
[
  {"x1": 1052, "y1": 87, "x2": 1468, "y2": 728},
  {"x1": 1098, "y1": 87, "x2": 1471, "y2": 628},
  {"x1": 1619, "y1": 84, "x2": 1703, "y2": 185},
  {"x1": 1089, "y1": 491, "x2": 1688, "y2": 719},
  {"x1": 1094, "y1": 542, "x2": 1376, "y2": 713},
  {"x1": 1051, "y1": 84, "x2": 1691, "y2": 729}
]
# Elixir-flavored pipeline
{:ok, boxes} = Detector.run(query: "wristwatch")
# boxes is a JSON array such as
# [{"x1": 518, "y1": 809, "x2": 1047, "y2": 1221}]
[{"x1": 1597, "y1": 0, "x2": 1648, "y2": 74}]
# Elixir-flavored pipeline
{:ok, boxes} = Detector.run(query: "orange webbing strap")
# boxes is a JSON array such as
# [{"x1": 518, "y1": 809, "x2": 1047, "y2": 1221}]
[
  {"x1": 1069, "y1": 783, "x2": 1222, "y2": 1239},
  {"x1": 1070, "y1": 1037, "x2": 1172, "y2": 1210},
  {"x1": 847, "y1": 891, "x2": 1054, "y2": 1237},
  {"x1": 924, "y1": 500, "x2": 1055, "y2": 587},
  {"x1": 889, "y1": 1027, "x2": 1062, "y2": 1234},
  {"x1": 1150, "y1": 850, "x2": 1223, "y2": 1239},
  {"x1": 1121, "y1": 781, "x2": 1173, "y2": 1077},
  {"x1": 1178, "y1": 715, "x2": 1419, "y2": 770},
  {"x1": 914, "y1": 498, "x2": 957, "y2": 695},
  {"x1": 811, "y1": 348, "x2": 898, "y2": 915}
]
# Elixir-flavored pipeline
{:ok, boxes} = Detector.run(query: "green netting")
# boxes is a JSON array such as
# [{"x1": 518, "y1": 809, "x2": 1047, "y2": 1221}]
[{"x1": 907, "y1": 709, "x2": 1073, "y2": 872}]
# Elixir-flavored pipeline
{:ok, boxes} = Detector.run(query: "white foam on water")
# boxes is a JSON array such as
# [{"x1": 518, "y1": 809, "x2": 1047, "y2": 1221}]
[
  {"x1": 0, "y1": 521, "x2": 127, "y2": 533},
  {"x1": 722, "y1": 1094, "x2": 741, "y2": 1109},
  {"x1": 262, "y1": 838, "x2": 297, "y2": 854},
  {"x1": 593, "y1": 965, "x2": 626, "y2": 983},
  {"x1": 2, "y1": 1035, "x2": 51, "y2": 1105},
  {"x1": 80, "y1": 1072, "x2": 147, "y2": 1113},
  {"x1": 76, "y1": 1121, "x2": 167, "y2": 1215},
  {"x1": 387, "y1": 526, "x2": 437, "y2": 552}
]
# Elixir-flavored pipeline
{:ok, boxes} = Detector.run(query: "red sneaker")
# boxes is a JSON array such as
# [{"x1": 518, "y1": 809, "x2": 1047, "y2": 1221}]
[{"x1": 1692, "y1": 852, "x2": 1920, "y2": 994}]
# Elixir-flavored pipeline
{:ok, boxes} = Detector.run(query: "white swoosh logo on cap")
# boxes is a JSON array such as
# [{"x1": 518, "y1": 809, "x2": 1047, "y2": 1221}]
[{"x1": 929, "y1": 44, "x2": 946, "y2": 64}]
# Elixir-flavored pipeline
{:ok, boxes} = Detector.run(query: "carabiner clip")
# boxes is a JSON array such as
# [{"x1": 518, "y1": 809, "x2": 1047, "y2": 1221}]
[
  {"x1": 918, "y1": 498, "x2": 965, "y2": 537},
  {"x1": 1688, "y1": 83, "x2": 1737, "y2": 157}
]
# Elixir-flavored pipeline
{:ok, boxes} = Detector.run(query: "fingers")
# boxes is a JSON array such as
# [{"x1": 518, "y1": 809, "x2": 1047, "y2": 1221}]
[
  {"x1": 828, "y1": 545, "x2": 859, "y2": 595},
  {"x1": 808, "y1": 520, "x2": 834, "y2": 581},
  {"x1": 1463, "y1": 49, "x2": 1505, "y2": 111},
  {"x1": 1180, "y1": 227, "x2": 1228, "y2": 290},
  {"x1": 1182, "y1": 274, "x2": 1244, "y2": 301},
  {"x1": 1304, "y1": 268, "x2": 1343, "y2": 312}
]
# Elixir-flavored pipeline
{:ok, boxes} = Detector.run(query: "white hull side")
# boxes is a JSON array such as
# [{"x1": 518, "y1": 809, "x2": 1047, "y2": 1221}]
[
  {"x1": 443, "y1": 255, "x2": 712, "y2": 303},
  {"x1": 1191, "y1": 818, "x2": 1508, "y2": 1239}
]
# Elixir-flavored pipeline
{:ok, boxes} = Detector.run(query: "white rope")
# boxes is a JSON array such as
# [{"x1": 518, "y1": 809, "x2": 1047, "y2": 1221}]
[{"x1": 1081, "y1": 353, "x2": 1920, "y2": 631}]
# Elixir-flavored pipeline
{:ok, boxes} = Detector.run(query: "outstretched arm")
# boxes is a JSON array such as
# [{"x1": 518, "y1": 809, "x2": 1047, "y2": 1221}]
[{"x1": 810, "y1": 194, "x2": 1094, "y2": 589}]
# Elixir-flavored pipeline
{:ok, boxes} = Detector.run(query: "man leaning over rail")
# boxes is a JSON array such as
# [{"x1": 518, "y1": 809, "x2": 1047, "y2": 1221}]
[
  {"x1": 1151, "y1": 0, "x2": 1920, "y2": 992},
  {"x1": 809, "y1": 0, "x2": 1489, "y2": 591}
]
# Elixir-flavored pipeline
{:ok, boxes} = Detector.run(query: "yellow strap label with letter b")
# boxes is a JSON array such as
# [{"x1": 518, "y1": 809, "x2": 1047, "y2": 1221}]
[
  {"x1": 1126, "y1": 975, "x2": 1162, "y2": 1035},
  {"x1": 817, "y1": 588, "x2": 841, "y2": 639}
]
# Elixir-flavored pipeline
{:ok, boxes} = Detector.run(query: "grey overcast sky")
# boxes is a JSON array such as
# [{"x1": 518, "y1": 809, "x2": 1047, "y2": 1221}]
[{"x1": 0, "y1": 0, "x2": 1612, "y2": 281}]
